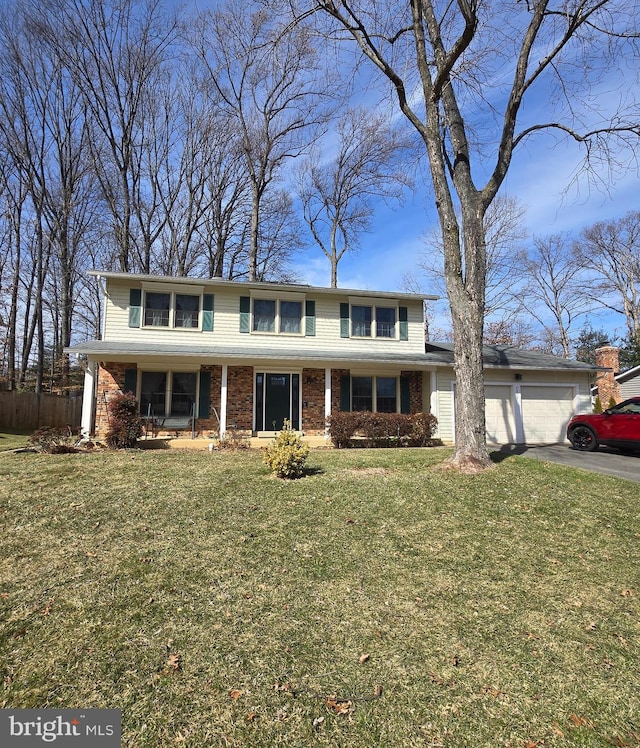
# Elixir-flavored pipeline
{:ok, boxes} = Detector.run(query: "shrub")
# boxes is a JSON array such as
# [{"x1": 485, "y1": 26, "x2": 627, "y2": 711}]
[
  {"x1": 262, "y1": 421, "x2": 310, "y2": 479},
  {"x1": 215, "y1": 429, "x2": 250, "y2": 451},
  {"x1": 105, "y1": 392, "x2": 143, "y2": 449},
  {"x1": 28, "y1": 426, "x2": 79, "y2": 454},
  {"x1": 593, "y1": 396, "x2": 603, "y2": 413},
  {"x1": 326, "y1": 411, "x2": 438, "y2": 448},
  {"x1": 608, "y1": 395, "x2": 617, "y2": 409}
]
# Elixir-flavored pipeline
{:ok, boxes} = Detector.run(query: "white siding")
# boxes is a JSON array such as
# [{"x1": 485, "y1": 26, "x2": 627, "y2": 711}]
[
  {"x1": 104, "y1": 279, "x2": 426, "y2": 355},
  {"x1": 620, "y1": 376, "x2": 640, "y2": 399}
]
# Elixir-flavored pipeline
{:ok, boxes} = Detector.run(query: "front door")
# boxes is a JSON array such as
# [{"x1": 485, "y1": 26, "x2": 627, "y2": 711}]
[{"x1": 256, "y1": 373, "x2": 300, "y2": 431}]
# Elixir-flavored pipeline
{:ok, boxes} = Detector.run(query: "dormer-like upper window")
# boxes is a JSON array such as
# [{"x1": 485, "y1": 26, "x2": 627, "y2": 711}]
[
  {"x1": 129, "y1": 284, "x2": 212, "y2": 331},
  {"x1": 341, "y1": 300, "x2": 408, "y2": 340}
]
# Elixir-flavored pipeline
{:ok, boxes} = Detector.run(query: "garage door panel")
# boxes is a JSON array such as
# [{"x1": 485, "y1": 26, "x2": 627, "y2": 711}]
[
  {"x1": 521, "y1": 385, "x2": 574, "y2": 444},
  {"x1": 485, "y1": 385, "x2": 516, "y2": 444}
]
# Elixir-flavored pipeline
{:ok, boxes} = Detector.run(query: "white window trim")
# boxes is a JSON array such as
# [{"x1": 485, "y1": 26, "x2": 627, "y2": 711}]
[
  {"x1": 250, "y1": 295, "x2": 305, "y2": 336},
  {"x1": 141, "y1": 287, "x2": 204, "y2": 331},
  {"x1": 348, "y1": 299, "x2": 399, "y2": 340},
  {"x1": 350, "y1": 374, "x2": 400, "y2": 413},
  {"x1": 137, "y1": 369, "x2": 200, "y2": 417}
]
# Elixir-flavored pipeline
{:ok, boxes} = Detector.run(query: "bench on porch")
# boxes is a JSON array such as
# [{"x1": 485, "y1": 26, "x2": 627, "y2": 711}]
[{"x1": 143, "y1": 403, "x2": 196, "y2": 439}]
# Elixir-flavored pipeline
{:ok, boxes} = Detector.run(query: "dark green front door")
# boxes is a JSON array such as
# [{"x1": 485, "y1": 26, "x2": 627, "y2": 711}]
[
  {"x1": 265, "y1": 374, "x2": 290, "y2": 431},
  {"x1": 256, "y1": 373, "x2": 300, "y2": 431}
]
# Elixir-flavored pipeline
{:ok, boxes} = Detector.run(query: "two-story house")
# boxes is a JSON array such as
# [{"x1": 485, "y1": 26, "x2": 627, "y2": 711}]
[{"x1": 67, "y1": 271, "x2": 597, "y2": 445}]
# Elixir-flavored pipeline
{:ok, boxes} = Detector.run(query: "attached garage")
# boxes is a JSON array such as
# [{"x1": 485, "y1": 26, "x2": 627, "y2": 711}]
[
  {"x1": 483, "y1": 383, "x2": 577, "y2": 445},
  {"x1": 520, "y1": 385, "x2": 575, "y2": 444},
  {"x1": 420, "y1": 344, "x2": 597, "y2": 446}
]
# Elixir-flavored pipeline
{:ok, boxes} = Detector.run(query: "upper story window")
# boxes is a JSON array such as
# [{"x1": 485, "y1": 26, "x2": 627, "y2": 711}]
[
  {"x1": 144, "y1": 291, "x2": 200, "y2": 328},
  {"x1": 342, "y1": 301, "x2": 407, "y2": 340},
  {"x1": 129, "y1": 285, "x2": 213, "y2": 331},
  {"x1": 248, "y1": 295, "x2": 304, "y2": 335}
]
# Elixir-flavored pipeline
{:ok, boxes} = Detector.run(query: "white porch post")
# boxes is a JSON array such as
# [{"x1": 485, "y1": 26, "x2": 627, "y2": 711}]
[
  {"x1": 430, "y1": 370, "x2": 439, "y2": 438},
  {"x1": 80, "y1": 362, "x2": 96, "y2": 438},
  {"x1": 324, "y1": 367, "x2": 332, "y2": 436},
  {"x1": 220, "y1": 364, "x2": 228, "y2": 437}
]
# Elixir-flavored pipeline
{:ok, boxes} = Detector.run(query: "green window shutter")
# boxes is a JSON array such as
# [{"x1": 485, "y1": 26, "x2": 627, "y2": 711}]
[
  {"x1": 399, "y1": 306, "x2": 409, "y2": 340},
  {"x1": 129, "y1": 288, "x2": 142, "y2": 328},
  {"x1": 239, "y1": 296, "x2": 250, "y2": 333},
  {"x1": 340, "y1": 303, "x2": 350, "y2": 338},
  {"x1": 340, "y1": 375, "x2": 351, "y2": 412},
  {"x1": 124, "y1": 368, "x2": 137, "y2": 395},
  {"x1": 305, "y1": 299, "x2": 316, "y2": 336},
  {"x1": 202, "y1": 294, "x2": 214, "y2": 332},
  {"x1": 400, "y1": 376, "x2": 411, "y2": 414},
  {"x1": 198, "y1": 370, "x2": 211, "y2": 418}
]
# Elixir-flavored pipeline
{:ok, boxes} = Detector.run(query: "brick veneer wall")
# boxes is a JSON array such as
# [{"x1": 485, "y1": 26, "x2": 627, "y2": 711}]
[
  {"x1": 226, "y1": 366, "x2": 254, "y2": 432},
  {"x1": 401, "y1": 370, "x2": 424, "y2": 414},
  {"x1": 301, "y1": 367, "x2": 326, "y2": 434},
  {"x1": 95, "y1": 362, "x2": 132, "y2": 436},
  {"x1": 95, "y1": 362, "x2": 224, "y2": 438},
  {"x1": 331, "y1": 369, "x2": 350, "y2": 413}
]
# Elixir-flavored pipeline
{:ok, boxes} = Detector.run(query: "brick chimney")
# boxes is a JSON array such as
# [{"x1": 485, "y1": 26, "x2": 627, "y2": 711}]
[{"x1": 594, "y1": 345, "x2": 621, "y2": 406}]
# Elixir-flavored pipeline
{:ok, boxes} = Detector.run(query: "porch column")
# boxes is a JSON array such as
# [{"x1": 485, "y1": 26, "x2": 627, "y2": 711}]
[
  {"x1": 220, "y1": 364, "x2": 228, "y2": 437},
  {"x1": 429, "y1": 371, "x2": 438, "y2": 438},
  {"x1": 324, "y1": 367, "x2": 332, "y2": 435},
  {"x1": 80, "y1": 362, "x2": 96, "y2": 438}
]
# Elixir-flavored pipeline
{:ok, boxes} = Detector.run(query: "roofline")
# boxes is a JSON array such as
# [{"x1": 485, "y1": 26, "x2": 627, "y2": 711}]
[
  {"x1": 88, "y1": 270, "x2": 437, "y2": 302},
  {"x1": 616, "y1": 364, "x2": 640, "y2": 382},
  {"x1": 65, "y1": 340, "x2": 598, "y2": 372}
]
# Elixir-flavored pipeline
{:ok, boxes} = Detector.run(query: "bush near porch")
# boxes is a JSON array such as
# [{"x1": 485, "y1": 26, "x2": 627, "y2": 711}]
[{"x1": 327, "y1": 411, "x2": 438, "y2": 448}]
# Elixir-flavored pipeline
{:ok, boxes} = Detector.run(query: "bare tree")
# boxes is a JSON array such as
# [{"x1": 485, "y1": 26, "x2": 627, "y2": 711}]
[
  {"x1": 193, "y1": 1, "x2": 329, "y2": 280},
  {"x1": 518, "y1": 234, "x2": 591, "y2": 358},
  {"x1": 297, "y1": 107, "x2": 412, "y2": 287},
  {"x1": 420, "y1": 194, "x2": 528, "y2": 319},
  {"x1": 38, "y1": 0, "x2": 178, "y2": 274},
  {"x1": 573, "y1": 210, "x2": 640, "y2": 343},
  {"x1": 299, "y1": 0, "x2": 640, "y2": 470}
]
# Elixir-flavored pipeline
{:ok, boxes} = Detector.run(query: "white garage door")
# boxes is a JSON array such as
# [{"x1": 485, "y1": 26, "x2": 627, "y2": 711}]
[
  {"x1": 521, "y1": 385, "x2": 574, "y2": 444},
  {"x1": 485, "y1": 385, "x2": 516, "y2": 444}
]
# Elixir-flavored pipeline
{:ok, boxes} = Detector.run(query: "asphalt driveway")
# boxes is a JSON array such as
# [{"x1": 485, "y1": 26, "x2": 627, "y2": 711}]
[{"x1": 492, "y1": 443, "x2": 640, "y2": 483}]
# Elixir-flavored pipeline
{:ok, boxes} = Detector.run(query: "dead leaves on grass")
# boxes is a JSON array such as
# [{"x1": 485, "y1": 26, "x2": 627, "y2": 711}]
[
  {"x1": 325, "y1": 696, "x2": 355, "y2": 716},
  {"x1": 158, "y1": 649, "x2": 182, "y2": 677}
]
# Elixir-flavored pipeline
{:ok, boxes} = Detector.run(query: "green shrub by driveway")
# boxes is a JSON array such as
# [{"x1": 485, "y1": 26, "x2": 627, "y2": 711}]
[{"x1": 1, "y1": 447, "x2": 638, "y2": 747}]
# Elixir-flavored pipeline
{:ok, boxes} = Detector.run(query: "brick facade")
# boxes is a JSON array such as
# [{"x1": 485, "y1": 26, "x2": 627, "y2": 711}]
[
  {"x1": 93, "y1": 362, "x2": 426, "y2": 437},
  {"x1": 95, "y1": 362, "x2": 133, "y2": 436},
  {"x1": 301, "y1": 367, "x2": 326, "y2": 434},
  {"x1": 226, "y1": 366, "x2": 254, "y2": 432},
  {"x1": 401, "y1": 370, "x2": 424, "y2": 414}
]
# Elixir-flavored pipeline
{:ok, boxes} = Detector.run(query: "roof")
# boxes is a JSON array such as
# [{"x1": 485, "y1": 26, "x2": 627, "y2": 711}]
[
  {"x1": 424, "y1": 343, "x2": 599, "y2": 372},
  {"x1": 89, "y1": 270, "x2": 436, "y2": 303},
  {"x1": 66, "y1": 339, "x2": 599, "y2": 372}
]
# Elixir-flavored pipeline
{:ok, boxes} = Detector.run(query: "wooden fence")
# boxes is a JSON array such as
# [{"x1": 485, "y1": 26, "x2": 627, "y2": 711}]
[{"x1": 0, "y1": 391, "x2": 82, "y2": 431}]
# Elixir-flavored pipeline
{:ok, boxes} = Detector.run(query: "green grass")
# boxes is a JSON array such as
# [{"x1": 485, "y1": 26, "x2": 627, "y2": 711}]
[
  {"x1": 0, "y1": 429, "x2": 31, "y2": 451},
  {"x1": 1, "y1": 446, "x2": 639, "y2": 747}
]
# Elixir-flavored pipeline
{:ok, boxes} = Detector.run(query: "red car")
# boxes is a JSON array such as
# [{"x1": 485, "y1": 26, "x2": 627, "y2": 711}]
[{"x1": 567, "y1": 397, "x2": 640, "y2": 452}]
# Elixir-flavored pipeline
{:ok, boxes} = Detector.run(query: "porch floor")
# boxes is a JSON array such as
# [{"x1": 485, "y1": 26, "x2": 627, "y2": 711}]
[{"x1": 137, "y1": 434, "x2": 332, "y2": 450}]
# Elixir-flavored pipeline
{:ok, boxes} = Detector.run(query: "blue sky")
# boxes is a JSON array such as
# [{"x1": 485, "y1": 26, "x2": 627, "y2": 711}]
[{"x1": 287, "y1": 8, "x2": 640, "y2": 340}]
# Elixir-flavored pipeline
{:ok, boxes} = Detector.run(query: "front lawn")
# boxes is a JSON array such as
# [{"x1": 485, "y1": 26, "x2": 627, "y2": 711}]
[
  {"x1": 1, "y1": 447, "x2": 638, "y2": 747},
  {"x1": 0, "y1": 429, "x2": 31, "y2": 452}
]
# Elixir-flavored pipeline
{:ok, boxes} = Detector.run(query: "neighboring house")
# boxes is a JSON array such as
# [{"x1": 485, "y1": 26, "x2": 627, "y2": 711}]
[
  {"x1": 592, "y1": 346, "x2": 640, "y2": 403},
  {"x1": 66, "y1": 271, "x2": 597, "y2": 445}
]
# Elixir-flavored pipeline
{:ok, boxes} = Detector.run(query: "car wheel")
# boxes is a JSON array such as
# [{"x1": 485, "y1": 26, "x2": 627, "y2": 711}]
[{"x1": 570, "y1": 425, "x2": 598, "y2": 452}]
